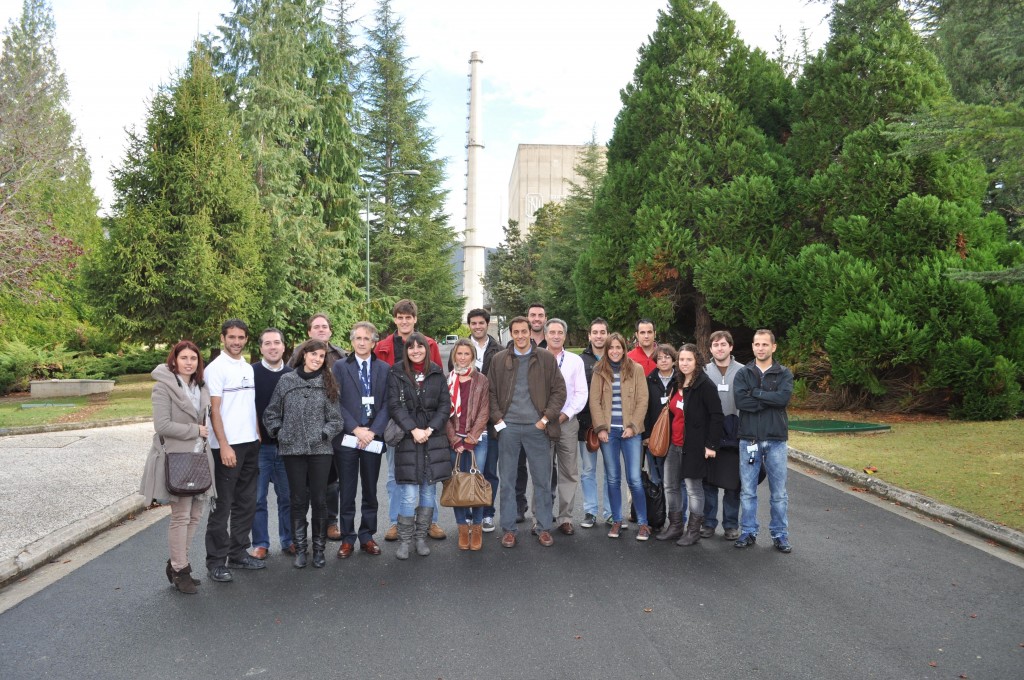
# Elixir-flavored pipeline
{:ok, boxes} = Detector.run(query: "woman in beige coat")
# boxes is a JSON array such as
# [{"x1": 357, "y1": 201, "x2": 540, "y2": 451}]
[{"x1": 139, "y1": 340, "x2": 215, "y2": 594}]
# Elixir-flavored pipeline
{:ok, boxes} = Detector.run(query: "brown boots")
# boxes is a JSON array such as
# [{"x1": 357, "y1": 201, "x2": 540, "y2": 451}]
[
  {"x1": 458, "y1": 523, "x2": 484, "y2": 551},
  {"x1": 656, "y1": 511, "x2": 685, "y2": 541},
  {"x1": 677, "y1": 513, "x2": 705, "y2": 546},
  {"x1": 458, "y1": 523, "x2": 471, "y2": 550}
]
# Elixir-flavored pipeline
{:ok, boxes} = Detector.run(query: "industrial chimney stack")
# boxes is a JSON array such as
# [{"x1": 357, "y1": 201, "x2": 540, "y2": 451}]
[{"x1": 462, "y1": 51, "x2": 486, "y2": 317}]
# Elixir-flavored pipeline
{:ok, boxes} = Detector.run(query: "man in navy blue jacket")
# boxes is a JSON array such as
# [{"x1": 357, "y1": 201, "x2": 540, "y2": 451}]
[{"x1": 332, "y1": 321, "x2": 391, "y2": 558}]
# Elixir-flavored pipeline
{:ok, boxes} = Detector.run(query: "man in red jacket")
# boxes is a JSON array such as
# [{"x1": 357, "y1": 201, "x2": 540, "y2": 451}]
[
  {"x1": 374, "y1": 299, "x2": 444, "y2": 541},
  {"x1": 627, "y1": 318, "x2": 658, "y2": 376}
]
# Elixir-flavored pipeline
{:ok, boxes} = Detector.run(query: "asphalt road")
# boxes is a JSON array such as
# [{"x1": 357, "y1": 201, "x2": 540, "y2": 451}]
[{"x1": 1, "y1": 462, "x2": 1021, "y2": 680}]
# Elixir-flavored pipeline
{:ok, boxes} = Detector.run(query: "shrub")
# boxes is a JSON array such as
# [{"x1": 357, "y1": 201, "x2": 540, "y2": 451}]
[{"x1": 926, "y1": 338, "x2": 1024, "y2": 420}]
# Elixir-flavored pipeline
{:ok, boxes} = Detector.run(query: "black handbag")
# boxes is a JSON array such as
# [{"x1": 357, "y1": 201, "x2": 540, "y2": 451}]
[
  {"x1": 629, "y1": 460, "x2": 666, "y2": 529},
  {"x1": 162, "y1": 436, "x2": 212, "y2": 496}
]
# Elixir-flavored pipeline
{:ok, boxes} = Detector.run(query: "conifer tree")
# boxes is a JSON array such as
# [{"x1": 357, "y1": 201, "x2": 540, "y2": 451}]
[{"x1": 85, "y1": 47, "x2": 269, "y2": 347}]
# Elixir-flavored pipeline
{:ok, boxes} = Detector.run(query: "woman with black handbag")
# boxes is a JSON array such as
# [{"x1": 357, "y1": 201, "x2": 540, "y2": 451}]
[
  {"x1": 445, "y1": 339, "x2": 490, "y2": 551},
  {"x1": 387, "y1": 333, "x2": 452, "y2": 560},
  {"x1": 263, "y1": 340, "x2": 345, "y2": 569},
  {"x1": 663, "y1": 343, "x2": 724, "y2": 547},
  {"x1": 140, "y1": 340, "x2": 214, "y2": 594}
]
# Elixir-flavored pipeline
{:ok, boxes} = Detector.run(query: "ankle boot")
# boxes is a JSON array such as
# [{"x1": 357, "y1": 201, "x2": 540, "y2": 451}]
[
  {"x1": 172, "y1": 564, "x2": 198, "y2": 594},
  {"x1": 311, "y1": 519, "x2": 327, "y2": 568},
  {"x1": 414, "y1": 506, "x2": 433, "y2": 556},
  {"x1": 395, "y1": 514, "x2": 415, "y2": 560},
  {"x1": 656, "y1": 511, "x2": 685, "y2": 541},
  {"x1": 168, "y1": 559, "x2": 200, "y2": 585},
  {"x1": 292, "y1": 518, "x2": 309, "y2": 568},
  {"x1": 469, "y1": 524, "x2": 483, "y2": 551},
  {"x1": 677, "y1": 513, "x2": 704, "y2": 546},
  {"x1": 458, "y1": 523, "x2": 471, "y2": 550}
]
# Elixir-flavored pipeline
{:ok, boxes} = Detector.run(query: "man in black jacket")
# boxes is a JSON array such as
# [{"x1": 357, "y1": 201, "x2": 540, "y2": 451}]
[{"x1": 734, "y1": 329, "x2": 794, "y2": 554}]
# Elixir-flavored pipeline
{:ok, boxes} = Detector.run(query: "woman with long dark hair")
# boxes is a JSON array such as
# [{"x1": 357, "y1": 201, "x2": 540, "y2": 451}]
[
  {"x1": 387, "y1": 333, "x2": 452, "y2": 560},
  {"x1": 140, "y1": 340, "x2": 214, "y2": 594},
  {"x1": 263, "y1": 339, "x2": 344, "y2": 568},
  {"x1": 445, "y1": 339, "x2": 490, "y2": 551}
]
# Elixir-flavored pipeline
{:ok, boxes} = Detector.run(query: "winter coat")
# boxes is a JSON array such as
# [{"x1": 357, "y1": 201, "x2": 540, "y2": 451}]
[
  {"x1": 576, "y1": 344, "x2": 601, "y2": 439},
  {"x1": 445, "y1": 369, "x2": 490, "y2": 450},
  {"x1": 668, "y1": 370, "x2": 724, "y2": 480},
  {"x1": 262, "y1": 370, "x2": 344, "y2": 456},
  {"x1": 487, "y1": 347, "x2": 567, "y2": 440},
  {"x1": 644, "y1": 369, "x2": 677, "y2": 436},
  {"x1": 139, "y1": 364, "x2": 215, "y2": 503},
  {"x1": 589, "y1": 358, "x2": 649, "y2": 436},
  {"x1": 387, "y1": 361, "x2": 452, "y2": 485},
  {"x1": 734, "y1": 360, "x2": 793, "y2": 442}
]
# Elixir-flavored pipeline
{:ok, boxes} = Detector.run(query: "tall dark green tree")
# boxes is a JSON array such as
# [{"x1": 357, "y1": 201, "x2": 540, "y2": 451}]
[
  {"x1": 85, "y1": 47, "x2": 269, "y2": 347},
  {"x1": 359, "y1": 0, "x2": 462, "y2": 338},
  {"x1": 215, "y1": 0, "x2": 364, "y2": 341},
  {"x1": 0, "y1": 0, "x2": 101, "y2": 345},
  {"x1": 482, "y1": 219, "x2": 541, "y2": 324}
]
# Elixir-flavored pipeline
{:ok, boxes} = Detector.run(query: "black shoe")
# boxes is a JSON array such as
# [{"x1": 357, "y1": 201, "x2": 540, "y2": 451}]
[
  {"x1": 515, "y1": 510, "x2": 526, "y2": 523},
  {"x1": 734, "y1": 533, "x2": 757, "y2": 549},
  {"x1": 772, "y1": 536, "x2": 793, "y2": 553},
  {"x1": 227, "y1": 554, "x2": 266, "y2": 570},
  {"x1": 209, "y1": 565, "x2": 233, "y2": 582}
]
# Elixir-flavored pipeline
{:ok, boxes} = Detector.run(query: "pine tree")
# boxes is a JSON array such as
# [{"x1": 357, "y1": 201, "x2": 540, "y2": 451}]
[
  {"x1": 359, "y1": 0, "x2": 462, "y2": 338},
  {"x1": 85, "y1": 47, "x2": 269, "y2": 347},
  {"x1": 214, "y1": 0, "x2": 364, "y2": 342},
  {"x1": 0, "y1": 0, "x2": 101, "y2": 344}
]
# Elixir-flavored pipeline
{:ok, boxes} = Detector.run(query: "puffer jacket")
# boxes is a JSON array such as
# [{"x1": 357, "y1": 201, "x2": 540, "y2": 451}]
[
  {"x1": 139, "y1": 363, "x2": 215, "y2": 503},
  {"x1": 388, "y1": 361, "x2": 452, "y2": 485},
  {"x1": 263, "y1": 370, "x2": 344, "y2": 456}
]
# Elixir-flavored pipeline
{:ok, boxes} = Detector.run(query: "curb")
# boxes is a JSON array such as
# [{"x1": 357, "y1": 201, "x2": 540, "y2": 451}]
[
  {"x1": 0, "y1": 494, "x2": 150, "y2": 587},
  {"x1": 789, "y1": 447, "x2": 1024, "y2": 553},
  {"x1": 0, "y1": 416, "x2": 152, "y2": 438}
]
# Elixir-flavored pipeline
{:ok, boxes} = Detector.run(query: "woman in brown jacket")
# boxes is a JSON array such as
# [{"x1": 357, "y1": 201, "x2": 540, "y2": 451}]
[
  {"x1": 446, "y1": 339, "x2": 491, "y2": 550},
  {"x1": 589, "y1": 333, "x2": 650, "y2": 540}
]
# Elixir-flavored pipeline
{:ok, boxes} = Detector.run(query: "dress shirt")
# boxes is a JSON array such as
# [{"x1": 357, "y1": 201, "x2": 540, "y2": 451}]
[{"x1": 551, "y1": 349, "x2": 587, "y2": 420}]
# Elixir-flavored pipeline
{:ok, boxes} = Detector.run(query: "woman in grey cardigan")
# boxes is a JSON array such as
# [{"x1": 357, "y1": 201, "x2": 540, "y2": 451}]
[
  {"x1": 263, "y1": 340, "x2": 344, "y2": 568},
  {"x1": 139, "y1": 341, "x2": 214, "y2": 594}
]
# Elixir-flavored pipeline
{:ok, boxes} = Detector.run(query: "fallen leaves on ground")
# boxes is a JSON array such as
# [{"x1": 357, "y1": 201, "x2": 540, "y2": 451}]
[
  {"x1": 851, "y1": 487, "x2": 867, "y2": 493},
  {"x1": 864, "y1": 466, "x2": 878, "y2": 474}
]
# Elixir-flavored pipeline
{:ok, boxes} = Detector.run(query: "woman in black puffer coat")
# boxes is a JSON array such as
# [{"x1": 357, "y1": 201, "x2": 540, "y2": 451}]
[{"x1": 387, "y1": 333, "x2": 452, "y2": 560}]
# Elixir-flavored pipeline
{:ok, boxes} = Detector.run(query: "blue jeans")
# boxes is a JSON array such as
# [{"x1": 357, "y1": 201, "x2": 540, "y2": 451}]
[
  {"x1": 579, "y1": 442, "x2": 611, "y2": 517},
  {"x1": 600, "y1": 428, "x2": 646, "y2": 526},
  {"x1": 451, "y1": 444, "x2": 488, "y2": 524},
  {"x1": 399, "y1": 480, "x2": 438, "y2": 517},
  {"x1": 252, "y1": 443, "x2": 292, "y2": 550},
  {"x1": 703, "y1": 482, "x2": 740, "y2": 530},
  {"x1": 739, "y1": 439, "x2": 789, "y2": 539},
  {"x1": 387, "y1": 445, "x2": 439, "y2": 524},
  {"x1": 481, "y1": 433, "x2": 499, "y2": 519}
]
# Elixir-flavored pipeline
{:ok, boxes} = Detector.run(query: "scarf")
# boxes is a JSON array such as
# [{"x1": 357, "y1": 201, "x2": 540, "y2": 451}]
[{"x1": 447, "y1": 368, "x2": 469, "y2": 420}]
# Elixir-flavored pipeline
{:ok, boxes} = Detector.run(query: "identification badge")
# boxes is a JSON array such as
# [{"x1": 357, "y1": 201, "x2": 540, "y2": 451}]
[
  {"x1": 675, "y1": 400, "x2": 684, "y2": 410},
  {"x1": 717, "y1": 383, "x2": 730, "y2": 392},
  {"x1": 747, "y1": 443, "x2": 759, "y2": 454},
  {"x1": 362, "y1": 396, "x2": 374, "y2": 405},
  {"x1": 494, "y1": 422, "x2": 507, "y2": 433},
  {"x1": 660, "y1": 396, "x2": 668, "y2": 405}
]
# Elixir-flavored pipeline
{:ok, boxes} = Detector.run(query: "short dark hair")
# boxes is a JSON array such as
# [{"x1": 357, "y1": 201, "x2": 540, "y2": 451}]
[
  {"x1": 307, "y1": 313, "x2": 330, "y2": 332},
  {"x1": 166, "y1": 340, "x2": 205, "y2": 385},
  {"x1": 221, "y1": 319, "x2": 249, "y2": 338},
  {"x1": 467, "y1": 308, "x2": 490, "y2": 324},
  {"x1": 526, "y1": 302, "x2": 546, "y2": 313},
  {"x1": 636, "y1": 318, "x2": 655, "y2": 332},
  {"x1": 259, "y1": 328, "x2": 285, "y2": 345},
  {"x1": 508, "y1": 316, "x2": 529, "y2": 331},
  {"x1": 754, "y1": 328, "x2": 776, "y2": 344},
  {"x1": 590, "y1": 317, "x2": 609, "y2": 333},
  {"x1": 393, "y1": 299, "x2": 418, "y2": 317},
  {"x1": 709, "y1": 330, "x2": 734, "y2": 347}
]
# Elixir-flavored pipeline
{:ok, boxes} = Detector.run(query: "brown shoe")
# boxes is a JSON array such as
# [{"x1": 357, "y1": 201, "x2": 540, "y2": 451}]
[
  {"x1": 537, "y1": 530, "x2": 554, "y2": 547},
  {"x1": 326, "y1": 524, "x2": 342, "y2": 541},
  {"x1": 361, "y1": 540, "x2": 382, "y2": 556},
  {"x1": 249, "y1": 547, "x2": 268, "y2": 560},
  {"x1": 384, "y1": 524, "x2": 399, "y2": 541},
  {"x1": 558, "y1": 522, "x2": 575, "y2": 536},
  {"x1": 501, "y1": 531, "x2": 517, "y2": 548},
  {"x1": 458, "y1": 524, "x2": 470, "y2": 550},
  {"x1": 469, "y1": 524, "x2": 483, "y2": 551},
  {"x1": 284, "y1": 543, "x2": 297, "y2": 556},
  {"x1": 428, "y1": 523, "x2": 446, "y2": 540},
  {"x1": 336, "y1": 542, "x2": 353, "y2": 559}
]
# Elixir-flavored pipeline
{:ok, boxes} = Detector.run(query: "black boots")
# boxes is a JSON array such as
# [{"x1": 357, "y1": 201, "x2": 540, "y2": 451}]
[
  {"x1": 311, "y1": 519, "x2": 327, "y2": 568},
  {"x1": 656, "y1": 511, "x2": 685, "y2": 541},
  {"x1": 292, "y1": 518, "x2": 309, "y2": 568}
]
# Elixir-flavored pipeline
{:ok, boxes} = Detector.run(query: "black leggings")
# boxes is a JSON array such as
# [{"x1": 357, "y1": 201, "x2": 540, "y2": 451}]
[{"x1": 283, "y1": 455, "x2": 333, "y2": 525}]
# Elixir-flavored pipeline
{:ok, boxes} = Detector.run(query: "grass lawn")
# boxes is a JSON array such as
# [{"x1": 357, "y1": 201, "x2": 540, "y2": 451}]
[
  {"x1": 789, "y1": 410, "x2": 1024, "y2": 532},
  {"x1": 0, "y1": 373, "x2": 154, "y2": 429}
]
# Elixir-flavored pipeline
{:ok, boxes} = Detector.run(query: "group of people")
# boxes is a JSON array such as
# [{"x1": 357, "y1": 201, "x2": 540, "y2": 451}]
[{"x1": 140, "y1": 299, "x2": 794, "y2": 595}]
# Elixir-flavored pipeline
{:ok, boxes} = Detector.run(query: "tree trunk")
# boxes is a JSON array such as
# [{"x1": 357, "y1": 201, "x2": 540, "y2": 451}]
[{"x1": 694, "y1": 291, "x2": 711, "y2": 365}]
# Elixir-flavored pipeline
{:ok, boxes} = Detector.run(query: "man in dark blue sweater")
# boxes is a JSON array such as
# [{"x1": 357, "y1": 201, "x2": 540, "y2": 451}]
[{"x1": 249, "y1": 328, "x2": 295, "y2": 559}]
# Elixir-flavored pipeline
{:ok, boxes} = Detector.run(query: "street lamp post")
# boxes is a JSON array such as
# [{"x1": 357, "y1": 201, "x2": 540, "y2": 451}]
[{"x1": 365, "y1": 169, "x2": 421, "y2": 304}]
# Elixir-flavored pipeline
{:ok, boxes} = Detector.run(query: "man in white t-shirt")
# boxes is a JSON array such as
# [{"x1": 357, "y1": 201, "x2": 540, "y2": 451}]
[{"x1": 204, "y1": 319, "x2": 265, "y2": 583}]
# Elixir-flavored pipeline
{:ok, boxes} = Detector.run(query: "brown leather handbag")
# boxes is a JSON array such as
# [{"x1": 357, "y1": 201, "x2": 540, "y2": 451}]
[
  {"x1": 440, "y1": 450, "x2": 492, "y2": 507},
  {"x1": 647, "y1": 405, "x2": 672, "y2": 457},
  {"x1": 162, "y1": 436, "x2": 212, "y2": 496},
  {"x1": 584, "y1": 427, "x2": 601, "y2": 453}
]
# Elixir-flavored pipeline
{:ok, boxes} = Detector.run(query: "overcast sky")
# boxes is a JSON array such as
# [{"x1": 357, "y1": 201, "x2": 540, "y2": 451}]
[{"x1": 0, "y1": 0, "x2": 830, "y2": 246}]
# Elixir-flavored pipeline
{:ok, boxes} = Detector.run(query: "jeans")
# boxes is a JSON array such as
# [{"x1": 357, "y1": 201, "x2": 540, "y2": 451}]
[
  {"x1": 387, "y1": 445, "x2": 439, "y2": 524},
  {"x1": 739, "y1": 439, "x2": 789, "y2": 539},
  {"x1": 205, "y1": 440, "x2": 260, "y2": 570},
  {"x1": 399, "y1": 480, "x2": 438, "y2": 516},
  {"x1": 252, "y1": 443, "x2": 292, "y2": 550},
  {"x1": 481, "y1": 433, "x2": 499, "y2": 519},
  {"x1": 335, "y1": 442, "x2": 383, "y2": 545},
  {"x1": 703, "y1": 482, "x2": 740, "y2": 530},
  {"x1": 498, "y1": 422, "x2": 554, "y2": 533},
  {"x1": 600, "y1": 428, "x2": 646, "y2": 526},
  {"x1": 451, "y1": 444, "x2": 488, "y2": 524},
  {"x1": 645, "y1": 450, "x2": 664, "y2": 486},
  {"x1": 579, "y1": 442, "x2": 611, "y2": 518}
]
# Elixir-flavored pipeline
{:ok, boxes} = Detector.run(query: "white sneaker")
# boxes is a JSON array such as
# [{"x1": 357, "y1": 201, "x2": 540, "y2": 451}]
[{"x1": 481, "y1": 517, "x2": 495, "y2": 533}]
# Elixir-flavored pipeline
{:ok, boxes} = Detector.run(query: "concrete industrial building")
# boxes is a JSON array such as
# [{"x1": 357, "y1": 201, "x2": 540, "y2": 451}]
[{"x1": 507, "y1": 143, "x2": 599, "y2": 232}]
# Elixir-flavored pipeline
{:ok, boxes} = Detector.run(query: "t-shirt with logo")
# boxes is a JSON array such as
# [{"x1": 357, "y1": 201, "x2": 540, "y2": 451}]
[{"x1": 205, "y1": 353, "x2": 259, "y2": 449}]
